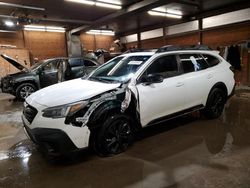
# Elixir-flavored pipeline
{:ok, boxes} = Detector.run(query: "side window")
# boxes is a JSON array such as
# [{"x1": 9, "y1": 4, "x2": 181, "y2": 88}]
[
  {"x1": 43, "y1": 60, "x2": 58, "y2": 71},
  {"x1": 84, "y1": 60, "x2": 96, "y2": 67},
  {"x1": 202, "y1": 54, "x2": 220, "y2": 67},
  {"x1": 69, "y1": 58, "x2": 84, "y2": 67},
  {"x1": 179, "y1": 54, "x2": 209, "y2": 73},
  {"x1": 145, "y1": 55, "x2": 179, "y2": 78}
]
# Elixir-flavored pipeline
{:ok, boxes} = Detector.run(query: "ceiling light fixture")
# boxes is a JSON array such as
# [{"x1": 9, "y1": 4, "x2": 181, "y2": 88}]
[
  {"x1": 65, "y1": 0, "x2": 95, "y2": 5},
  {"x1": 152, "y1": 8, "x2": 183, "y2": 16},
  {"x1": 24, "y1": 25, "x2": 65, "y2": 32},
  {"x1": 148, "y1": 10, "x2": 182, "y2": 19},
  {"x1": 86, "y1": 29, "x2": 115, "y2": 36},
  {"x1": 97, "y1": 0, "x2": 121, "y2": 5},
  {"x1": 65, "y1": 0, "x2": 122, "y2": 9},
  {"x1": 96, "y1": 2, "x2": 121, "y2": 9},
  {"x1": 0, "y1": 30, "x2": 16, "y2": 33},
  {"x1": 5, "y1": 20, "x2": 15, "y2": 27}
]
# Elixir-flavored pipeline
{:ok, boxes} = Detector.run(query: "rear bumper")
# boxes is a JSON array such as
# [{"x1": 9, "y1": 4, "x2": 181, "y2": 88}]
[{"x1": 23, "y1": 122, "x2": 78, "y2": 155}]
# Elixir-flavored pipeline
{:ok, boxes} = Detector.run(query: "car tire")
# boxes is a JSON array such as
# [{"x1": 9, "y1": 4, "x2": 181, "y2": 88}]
[
  {"x1": 203, "y1": 88, "x2": 226, "y2": 119},
  {"x1": 93, "y1": 114, "x2": 134, "y2": 156},
  {"x1": 16, "y1": 83, "x2": 36, "y2": 101}
]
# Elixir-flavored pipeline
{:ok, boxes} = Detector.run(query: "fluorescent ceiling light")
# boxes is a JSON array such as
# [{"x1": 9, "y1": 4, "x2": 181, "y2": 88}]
[
  {"x1": 5, "y1": 20, "x2": 14, "y2": 27},
  {"x1": 0, "y1": 30, "x2": 16, "y2": 33},
  {"x1": 86, "y1": 29, "x2": 115, "y2": 36},
  {"x1": 152, "y1": 8, "x2": 183, "y2": 16},
  {"x1": 24, "y1": 25, "x2": 65, "y2": 32},
  {"x1": 96, "y1": 2, "x2": 121, "y2": 9},
  {"x1": 166, "y1": 9, "x2": 183, "y2": 16},
  {"x1": 65, "y1": 0, "x2": 121, "y2": 9},
  {"x1": 148, "y1": 10, "x2": 182, "y2": 19},
  {"x1": 97, "y1": 0, "x2": 121, "y2": 5},
  {"x1": 65, "y1": 0, "x2": 95, "y2": 5}
]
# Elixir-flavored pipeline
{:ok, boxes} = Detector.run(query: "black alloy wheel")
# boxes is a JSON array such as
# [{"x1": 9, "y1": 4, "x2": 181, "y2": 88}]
[
  {"x1": 94, "y1": 114, "x2": 134, "y2": 156},
  {"x1": 204, "y1": 88, "x2": 226, "y2": 119}
]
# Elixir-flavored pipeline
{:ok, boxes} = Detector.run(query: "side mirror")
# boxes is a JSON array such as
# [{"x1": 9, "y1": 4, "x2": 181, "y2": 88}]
[{"x1": 141, "y1": 74, "x2": 164, "y2": 85}]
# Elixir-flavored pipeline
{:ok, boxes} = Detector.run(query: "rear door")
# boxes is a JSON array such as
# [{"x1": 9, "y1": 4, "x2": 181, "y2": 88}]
[
  {"x1": 84, "y1": 59, "x2": 99, "y2": 75},
  {"x1": 178, "y1": 53, "x2": 211, "y2": 108},
  {"x1": 69, "y1": 58, "x2": 85, "y2": 78}
]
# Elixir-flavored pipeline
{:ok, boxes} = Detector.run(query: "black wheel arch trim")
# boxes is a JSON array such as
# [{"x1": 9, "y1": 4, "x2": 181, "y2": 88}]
[
  {"x1": 87, "y1": 100, "x2": 122, "y2": 129},
  {"x1": 14, "y1": 80, "x2": 39, "y2": 91},
  {"x1": 206, "y1": 82, "x2": 228, "y2": 104}
]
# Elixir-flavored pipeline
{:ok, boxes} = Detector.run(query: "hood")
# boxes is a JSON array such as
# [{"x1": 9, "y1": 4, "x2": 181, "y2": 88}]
[
  {"x1": 1, "y1": 54, "x2": 28, "y2": 71},
  {"x1": 26, "y1": 78, "x2": 121, "y2": 107},
  {"x1": 4, "y1": 71, "x2": 32, "y2": 79}
]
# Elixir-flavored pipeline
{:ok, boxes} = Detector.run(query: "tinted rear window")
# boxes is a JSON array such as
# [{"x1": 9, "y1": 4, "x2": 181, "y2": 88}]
[
  {"x1": 202, "y1": 54, "x2": 220, "y2": 67},
  {"x1": 179, "y1": 54, "x2": 209, "y2": 73}
]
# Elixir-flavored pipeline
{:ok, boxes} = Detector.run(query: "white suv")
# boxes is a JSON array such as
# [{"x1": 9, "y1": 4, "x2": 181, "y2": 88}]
[{"x1": 22, "y1": 46, "x2": 235, "y2": 156}]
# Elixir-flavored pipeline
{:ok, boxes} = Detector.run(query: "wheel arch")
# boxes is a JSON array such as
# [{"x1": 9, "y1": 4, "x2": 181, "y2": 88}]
[
  {"x1": 14, "y1": 80, "x2": 38, "y2": 91},
  {"x1": 206, "y1": 82, "x2": 228, "y2": 104},
  {"x1": 87, "y1": 100, "x2": 122, "y2": 130},
  {"x1": 87, "y1": 94, "x2": 141, "y2": 131}
]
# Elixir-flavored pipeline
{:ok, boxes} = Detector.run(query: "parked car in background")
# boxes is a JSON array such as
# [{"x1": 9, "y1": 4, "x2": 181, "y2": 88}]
[
  {"x1": 0, "y1": 54, "x2": 100, "y2": 100},
  {"x1": 22, "y1": 45, "x2": 235, "y2": 157}
]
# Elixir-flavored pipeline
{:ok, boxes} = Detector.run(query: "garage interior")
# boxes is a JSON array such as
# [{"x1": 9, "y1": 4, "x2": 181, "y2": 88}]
[{"x1": 0, "y1": 0, "x2": 250, "y2": 187}]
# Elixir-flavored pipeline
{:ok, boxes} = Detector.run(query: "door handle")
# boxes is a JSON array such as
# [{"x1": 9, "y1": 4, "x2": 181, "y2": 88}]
[
  {"x1": 176, "y1": 82, "x2": 184, "y2": 87},
  {"x1": 207, "y1": 74, "x2": 213, "y2": 79}
]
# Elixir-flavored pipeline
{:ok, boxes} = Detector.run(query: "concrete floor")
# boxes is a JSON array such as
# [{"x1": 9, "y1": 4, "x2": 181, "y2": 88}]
[{"x1": 0, "y1": 90, "x2": 250, "y2": 188}]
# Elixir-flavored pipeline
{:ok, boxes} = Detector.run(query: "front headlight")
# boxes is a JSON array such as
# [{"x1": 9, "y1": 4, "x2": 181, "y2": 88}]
[{"x1": 42, "y1": 101, "x2": 88, "y2": 118}]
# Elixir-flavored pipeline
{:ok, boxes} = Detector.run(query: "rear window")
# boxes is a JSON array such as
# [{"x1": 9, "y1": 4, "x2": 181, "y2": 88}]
[
  {"x1": 179, "y1": 54, "x2": 209, "y2": 73},
  {"x1": 202, "y1": 54, "x2": 220, "y2": 67}
]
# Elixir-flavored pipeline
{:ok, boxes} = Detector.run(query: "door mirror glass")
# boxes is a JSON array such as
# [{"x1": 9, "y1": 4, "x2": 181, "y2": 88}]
[{"x1": 141, "y1": 74, "x2": 164, "y2": 85}]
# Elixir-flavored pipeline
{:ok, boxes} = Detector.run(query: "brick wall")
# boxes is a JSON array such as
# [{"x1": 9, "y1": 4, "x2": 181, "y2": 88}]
[{"x1": 80, "y1": 33, "x2": 114, "y2": 51}]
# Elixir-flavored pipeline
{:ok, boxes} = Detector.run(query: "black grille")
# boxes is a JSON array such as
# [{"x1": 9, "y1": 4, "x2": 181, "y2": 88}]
[{"x1": 23, "y1": 105, "x2": 38, "y2": 124}]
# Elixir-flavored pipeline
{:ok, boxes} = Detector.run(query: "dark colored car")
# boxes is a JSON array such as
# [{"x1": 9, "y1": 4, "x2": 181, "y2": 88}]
[{"x1": 0, "y1": 54, "x2": 100, "y2": 100}]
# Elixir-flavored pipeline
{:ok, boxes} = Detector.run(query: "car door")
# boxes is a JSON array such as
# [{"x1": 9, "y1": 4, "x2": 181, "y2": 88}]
[
  {"x1": 178, "y1": 53, "x2": 211, "y2": 108},
  {"x1": 39, "y1": 59, "x2": 59, "y2": 88},
  {"x1": 136, "y1": 54, "x2": 186, "y2": 127},
  {"x1": 69, "y1": 58, "x2": 86, "y2": 78},
  {"x1": 84, "y1": 59, "x2": 99, "y2": 75}
]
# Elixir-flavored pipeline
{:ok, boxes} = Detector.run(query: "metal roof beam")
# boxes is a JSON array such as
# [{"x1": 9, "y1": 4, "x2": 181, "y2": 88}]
[
  {"x1": 0, "y1": 2, "x2": 45, "y2": 11},
  {"x1": 70, "y1": 0, "x2": 175, "y2": 34}
]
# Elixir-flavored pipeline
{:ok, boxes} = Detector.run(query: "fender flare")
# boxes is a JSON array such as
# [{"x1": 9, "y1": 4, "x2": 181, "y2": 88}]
[
  {"x1": 206, "y1": 82, "x2": 228, "y2": 105},
  {"x1": 87, "y1": 100, "x2": 122, "y2": 129}
]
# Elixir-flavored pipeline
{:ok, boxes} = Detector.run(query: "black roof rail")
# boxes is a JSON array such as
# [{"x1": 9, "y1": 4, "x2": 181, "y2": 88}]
[
  {"x1": 122, "y1": 48, "x2": 157, "y2": 54},
  {"x1": 156, "y1": 45, "x2": 212, "y2": 53}
]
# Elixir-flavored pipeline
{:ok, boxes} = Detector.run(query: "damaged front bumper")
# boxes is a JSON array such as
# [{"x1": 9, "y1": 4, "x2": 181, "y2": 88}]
[
  {"x1": 22, "y1": 103, "x2": 91, "y2": 155},
  {"x1": 23, "y1": 123, "x2": 78, "y2": 155}
]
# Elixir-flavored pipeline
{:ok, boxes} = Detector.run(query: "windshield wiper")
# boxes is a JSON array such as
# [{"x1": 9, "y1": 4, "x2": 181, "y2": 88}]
[
  {"x1": 89, "y1": 76, "x2": 119, "y2": 83},
  {"x1": 88, "y1": 76, "x2": 111, "y2": 83}
]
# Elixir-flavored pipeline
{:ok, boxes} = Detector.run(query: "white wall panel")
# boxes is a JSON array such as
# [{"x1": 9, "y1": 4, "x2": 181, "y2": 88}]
[
  {"x1": 141, "y1": 28, "x2": 163, "y2": 40},
  {"x1": 120, "y1": 34, "x2": 137, "y2": 43},
  {"x1": 165, "y1": 20, "x2": 199, "y2": 35},
  {"x1": 203, "y1": 8, "x2": 250, "y2": 29}
]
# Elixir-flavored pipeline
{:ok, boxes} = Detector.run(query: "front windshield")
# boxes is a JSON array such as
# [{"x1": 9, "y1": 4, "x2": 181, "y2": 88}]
[{"x1": 89, "y1": 55, "x2": 151, "y2": 83}]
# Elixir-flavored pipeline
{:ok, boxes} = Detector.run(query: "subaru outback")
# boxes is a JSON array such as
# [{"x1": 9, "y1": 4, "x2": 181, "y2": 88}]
[{"x1": 22, "y1": 45, "x2": 235, "y2": 156}]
